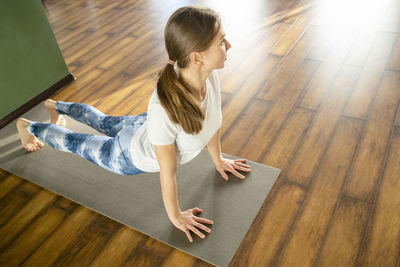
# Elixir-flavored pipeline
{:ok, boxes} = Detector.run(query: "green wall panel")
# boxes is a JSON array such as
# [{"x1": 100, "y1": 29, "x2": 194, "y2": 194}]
[{"x1": 0, "y1": 0, "x2": 69, "y2": 119}]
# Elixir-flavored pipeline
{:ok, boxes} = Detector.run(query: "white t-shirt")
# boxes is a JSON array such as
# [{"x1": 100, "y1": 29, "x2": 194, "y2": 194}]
[{"x1": 130, "y1": 70, "x2": 223, "y2": 172}]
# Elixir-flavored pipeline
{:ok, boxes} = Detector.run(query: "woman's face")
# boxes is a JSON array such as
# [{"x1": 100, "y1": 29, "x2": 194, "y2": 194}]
[{"x1": 200, "y1": 27, "x2": 231, "y2": 71}]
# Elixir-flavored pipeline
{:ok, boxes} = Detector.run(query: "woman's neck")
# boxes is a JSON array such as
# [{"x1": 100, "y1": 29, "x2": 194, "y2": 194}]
[{"x1": 180, "y1": 67, "x2": 210, "y2": 101}]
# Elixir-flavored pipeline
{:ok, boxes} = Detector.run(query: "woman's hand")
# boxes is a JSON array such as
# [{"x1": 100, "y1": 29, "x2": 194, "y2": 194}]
[
  {"x1": 172, "y1": 207, "x2": 213, "y2": 243},
  {"x1": 216, "y1": 158, "x2": 252, "y2": 180}
]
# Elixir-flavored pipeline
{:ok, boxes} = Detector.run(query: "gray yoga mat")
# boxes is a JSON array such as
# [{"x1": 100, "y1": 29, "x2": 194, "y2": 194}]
[{"x1": 0, "y1": 102, "x2": 281, "y2": 267}]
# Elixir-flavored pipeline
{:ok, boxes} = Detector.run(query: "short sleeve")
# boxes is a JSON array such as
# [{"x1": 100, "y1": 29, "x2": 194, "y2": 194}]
[{"x1": 147, "y1": 105, "x2": 178, "y2": 146}]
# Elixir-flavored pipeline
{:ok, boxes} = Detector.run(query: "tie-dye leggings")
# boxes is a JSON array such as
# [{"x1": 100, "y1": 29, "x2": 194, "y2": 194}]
[{"x1": 27, "y1": 101, "x2": 147, "y2": 175}]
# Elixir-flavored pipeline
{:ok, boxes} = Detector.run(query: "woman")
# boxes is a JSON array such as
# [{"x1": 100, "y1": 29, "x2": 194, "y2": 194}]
[{"x1": 16, "y1": 6, "x2": 252, "y2": 243}]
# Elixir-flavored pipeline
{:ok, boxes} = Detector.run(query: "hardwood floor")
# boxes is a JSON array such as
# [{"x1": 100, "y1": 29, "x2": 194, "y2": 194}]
[{"x1": 1, "y1": 0, "x2": 400, "y2": 265}]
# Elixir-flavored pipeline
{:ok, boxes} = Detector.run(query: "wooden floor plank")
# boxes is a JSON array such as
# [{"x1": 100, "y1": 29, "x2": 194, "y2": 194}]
[
  {"x1": 115, "y1": 77, "x2": 158, "y2": 116},
  {"x1": 0, "y1": 174, "x2": 24, "y2": 200},
  {"x1": 89, "y1": 226, "x2": 147, "y2": 267},
  {"x1": 0, "y1": 183, "x2": 38, "y2": 227},
  {"x1": 54, "y1": 216, "x2": 120, "y2": 266},
  {"x1": 343, "y1": 32, "x2": 398, "y2": 119},
  {"x1": 316, "y1": 196, "x2": 370, "y2": 266},
  {"x1": 74, "y1": 36, "x2": 135, "y2": 73},
  {"x1": 123, "y1": 238, "x2": 169, "y2": 266},
  {"x1": 300, "y1": 29, "x2": 359, "y2": 109},
  {"x1": 344, "y1": 71, "x2": 400, "y2": 202},
  {"x1": 220, "y1": 0, "x2": 299, "y2": 87},
  {"x1": 220, "y1": 54, "x2": 282, "y2": 139},
  {"x1": 220, "y1": 13, "x2": 292, "y2": 95},
  {"x1": 262, "y1": 107, "x2": 315, "y2": 170},
  {"x1": 240, "y1": 58, "x2": 319, "y2": 161},
  {"x1": 277, "y1": 117, "x2": 363, "y2": 266},
  {"x1": 298, "y1": 61, "x2": 342, "y2": 110},
  {"x1": 285, "y1": 65, "x2": 360, "y2": 186},
  {"x1": 162, "y1": 249, "x2": 210, "y2": 267},
  {"x1": 67, "y1": 35, "x2": 111, "y2": 65},
  {"x1": 230, "y1": 182, "x2": 306, "y2": 267},
  {"x1": 95, "y1": 74, "x2": 151, "y2": 114},
  {"x1": 53, "y1": 196, "x2": 79, "y2": 214},
  {"x1": 58, "y1": 2, "x2": 121, "y2": 45},
  {"x1": 0, "y1": 169, "x2": 9, "y2": 180},
  {"x1": 0, "y1": 189, "x2": 57, "y2": 250},
  {"x1": 20, "y1": 206, "x2": 98, "y2": 267},
  {"x1": 55, "y1": 69, "x2": 104, "y2": 101},
  {"x1": 345, "y1": 31, "x2": 379, "y2": 67},
  {"x1": 221, "y1": 99, "x2": 273, "y2": 157},
  {"x1": 258, "y1": 24, "x2": 320, "y2": 101},
  {"x1": 358, "y1": 127, "x2": 400, "y2": 266},
  {"x1": 271, "y1": 12, "x2": 315, "y2": 57},
  {"x1": 305, "y1": 27, "x2": 357, "y2": 64},
  {"x1": 0, "y1": 206, "x2": 66, "y2": 266}
]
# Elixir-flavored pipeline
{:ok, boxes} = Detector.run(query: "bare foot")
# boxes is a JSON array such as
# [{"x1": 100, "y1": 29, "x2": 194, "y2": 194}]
[
  {"x1": 16, "y1": 118, "x2": 45, "y2": 152},
  {"x1": 44, "y1": 99, "x2": 66, "y2": 127}
]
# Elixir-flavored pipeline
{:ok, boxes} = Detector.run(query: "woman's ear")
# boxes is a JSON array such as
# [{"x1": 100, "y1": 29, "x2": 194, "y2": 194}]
[{"x1": 189, "y1": 52, "x2": 203, "y2": 65}]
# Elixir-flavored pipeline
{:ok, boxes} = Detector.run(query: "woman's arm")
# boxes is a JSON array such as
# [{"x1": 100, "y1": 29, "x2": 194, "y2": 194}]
[
  {"x1": 206, "y1": 127, "x2": 224, "y2": 166},
  {"x1": 153, "y1": 143, "x2": 181, "y2": 222},
  {"x1": 154, "y1": 142, "x2": 214, "y2": 242}
]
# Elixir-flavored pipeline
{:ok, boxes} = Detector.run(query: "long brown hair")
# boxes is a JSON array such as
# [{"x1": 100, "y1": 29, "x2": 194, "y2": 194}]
[{"x1": 157, "y1": 6, "x2": 221, "y2": 135}]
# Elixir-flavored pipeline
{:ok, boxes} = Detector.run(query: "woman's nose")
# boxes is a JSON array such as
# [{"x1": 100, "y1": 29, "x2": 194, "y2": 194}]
[{"x1": 225, "y1": 39, "x2": 232, "y2": 51}]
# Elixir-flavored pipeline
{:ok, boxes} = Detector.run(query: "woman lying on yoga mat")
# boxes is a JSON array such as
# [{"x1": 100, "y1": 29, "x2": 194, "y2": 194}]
[{"x1": 16, "y1": 6, "x2": 252, "y2": 243}]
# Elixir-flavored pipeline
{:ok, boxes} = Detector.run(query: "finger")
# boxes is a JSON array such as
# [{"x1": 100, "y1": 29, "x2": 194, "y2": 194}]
[
  {"x1": 235, "y1": 162, "x2": 252, "y2": 169},
  {"x1": 229, "y1": 168, "x2": 245, "y2": 179},
  {"x1": 192, "y1": 207, "x2": 202, "y2": 214},
  {"x1": 194, "y1": 216, "x2": 214, "y2": 225},
  {"x1": 189, "y1": 225, "x2": 205, "y2": 239},
  {"x1": 233, "y1": 163, "x2": 252, "y2": 172},
  {"x1": 235, "y1": 158, "x2": 247, "y2": 162},
  {"x1": 185, "y1": 228, "x2": 193, "y2": 243},
  {"x1": 193, "y1": 221, "x2": 212, "y2": 233},
  {"x1": 218, "y1": 169, "x2": 229, "y2": 180}
]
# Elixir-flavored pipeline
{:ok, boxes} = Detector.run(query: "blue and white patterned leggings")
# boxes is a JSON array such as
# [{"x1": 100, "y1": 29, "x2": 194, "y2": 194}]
[{"x1": 27, "y1": 101, "x2": 147, "y2": 175}]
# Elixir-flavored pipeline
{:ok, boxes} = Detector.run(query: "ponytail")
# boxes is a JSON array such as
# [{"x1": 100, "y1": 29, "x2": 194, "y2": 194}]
[
  {"x1": 156, "y1": 64, "x2": 205, "y2": 135},
  {"x1": 155, "y1": 6, "x2": 220, "y2": 135}
]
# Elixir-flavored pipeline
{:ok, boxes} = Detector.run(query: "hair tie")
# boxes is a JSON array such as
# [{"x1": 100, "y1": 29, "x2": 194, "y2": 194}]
[{"x1": 167, "y1": 59, "x2": 180, "y2": 74}]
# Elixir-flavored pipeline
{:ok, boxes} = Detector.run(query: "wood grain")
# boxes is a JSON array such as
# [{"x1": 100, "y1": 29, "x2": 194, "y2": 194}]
[
  {"x1": 0, "y1": 174, "x2": 24, "y2": 200},
  {"x1": 21, "y1": 206, "x2": 98, "y2": 266},
  {"x1": 316, "y1": 196, "x2": 370, "y2": 266},
  {"x1": 344, "y1": 71, "x2": 400, "y2": 202},
  {"x1": 262, "y1": 107, "x2": 315, "y2": 171},
  {"x1": 0, "y1": 206, "x2": 66, "y2": 266},
  {"x1": 277, "y1": 117, "x2": 363, "y2": 266},
  {"x1": 343, "y1": 32, "x2": 398, "y2": 119},
  {"x1": 0, "y1": 189, "x2": 57, "y2": 250},
  {"x1": 231, "y1": 182, "x2": 306, "y2": 267},
  {"x1": 240, "y1": 58, "x2": 319, "y2": 161},
  {"x1": 358, "y1": 127, "x2": 400, "y2": 266},
  {"x1": 285, "y1": 65, "x2": 360, "y2": 186}
]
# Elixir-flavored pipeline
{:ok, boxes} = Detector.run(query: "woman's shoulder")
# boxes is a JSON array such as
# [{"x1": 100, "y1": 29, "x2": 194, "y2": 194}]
[{"x1": 147, "y1": 90, "x2": 164, "y2": 113}]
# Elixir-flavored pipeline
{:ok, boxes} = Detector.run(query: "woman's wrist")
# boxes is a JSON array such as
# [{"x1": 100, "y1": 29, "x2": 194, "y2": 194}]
[{"x1": 214, "y1": 156, "x2": 224, "y2": 167}]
